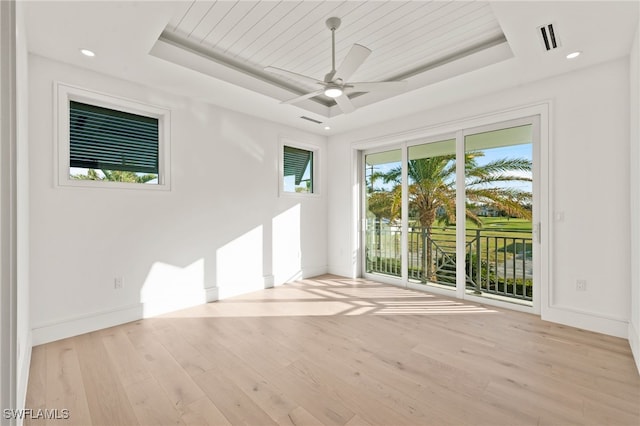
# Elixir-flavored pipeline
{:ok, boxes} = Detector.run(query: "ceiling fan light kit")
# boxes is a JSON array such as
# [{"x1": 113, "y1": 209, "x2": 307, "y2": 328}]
[
  {"x1": 265, "y1": 17, "x2": 407, "y2": 114},
  {"x1": 324, "y1": 86, "x2": 343, "y2": 98}
]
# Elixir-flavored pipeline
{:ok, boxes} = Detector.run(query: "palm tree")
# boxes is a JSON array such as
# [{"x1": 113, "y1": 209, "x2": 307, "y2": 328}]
[
  {"x1": 71, "y1": 169, "x2": 157, "y2": 184},
  {"x1": 374, "y1": 151, "x2": 532, "y2": 281}
]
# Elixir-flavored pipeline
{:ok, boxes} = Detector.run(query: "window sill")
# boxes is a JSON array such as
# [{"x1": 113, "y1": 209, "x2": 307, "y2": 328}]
[{"x1": 58, "y1": 178, "x2": 170, "y2": 191}]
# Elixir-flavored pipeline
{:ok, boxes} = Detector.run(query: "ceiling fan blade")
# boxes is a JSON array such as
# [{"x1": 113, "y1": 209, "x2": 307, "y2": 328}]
[
  {"x1": 281, "y1": 89, "x2": 325, "y2": 105},
  {"x1": 334, "y1": 93, "x2": 355, "y2": 114},
  {"x1": 335, "y1": 44, "x2": 371, "y2": 81},
  {"x1": 347, "y1": 81, "x2": 408, "y2": 93},
  {"x1": 264, "y1": 66, "x2": 323, "y2": 87}
]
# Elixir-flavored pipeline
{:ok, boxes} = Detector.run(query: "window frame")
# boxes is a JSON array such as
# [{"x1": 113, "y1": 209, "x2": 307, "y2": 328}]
[
  {"x1": 55, "y1": 82, "x2": 171, "y2": 190},
  {"x1": 279, "y1": 138, "x2": 319, "y2": 197}
]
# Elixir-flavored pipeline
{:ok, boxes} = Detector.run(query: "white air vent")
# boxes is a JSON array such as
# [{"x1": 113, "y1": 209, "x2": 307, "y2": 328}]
[
  {"x1": 300, "y1": 116, "x2": 323, "y2": 124},
  {"x1": 538, "y1": 23, "x2": 560, "y2": 51}
]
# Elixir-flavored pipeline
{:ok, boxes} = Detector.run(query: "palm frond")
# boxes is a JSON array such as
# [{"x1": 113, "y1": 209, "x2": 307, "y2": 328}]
[
  {"x1": 467, "y1": 158, "x2": 531, "y2": 179},
  {"x1": 467, "y1": 174, "x2": 532, "y2": 187},
  {"x1": 467, "y1": 188, "x2": 532, "y2": 220},
  {"x1": 465, "y1": 209, "x2": 484, "y2": 227},
  {"x1": 368, "y1": 149, "x2": 532, "y2": 228}
]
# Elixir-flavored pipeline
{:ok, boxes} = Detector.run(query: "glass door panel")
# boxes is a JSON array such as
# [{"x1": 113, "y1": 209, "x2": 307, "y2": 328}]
[
  {"x1": 464, "y1": 125, "x2": 533, "y2": 303},
  {"x1": 406, "y1": 139, "x2": 456, "y2": 286},
  {"x1": 364, "y1": 150, "x2": 402, "y2": 278}
]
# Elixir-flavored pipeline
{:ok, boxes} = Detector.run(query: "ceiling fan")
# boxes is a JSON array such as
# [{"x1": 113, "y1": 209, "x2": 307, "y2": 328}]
[{"x1": 265, "y1": 17, "x2": 407, "y2": 114}]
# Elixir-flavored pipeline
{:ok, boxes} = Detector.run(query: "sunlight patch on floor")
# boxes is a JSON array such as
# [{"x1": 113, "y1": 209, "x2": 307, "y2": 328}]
[{"x1": 159, "y1": 275, "x2": 498, "y2": 319}]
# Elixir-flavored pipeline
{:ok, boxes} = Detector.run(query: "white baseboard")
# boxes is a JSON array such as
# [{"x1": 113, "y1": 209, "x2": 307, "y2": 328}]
[
  {"x1": 274, "y1": 271, "x2": 302, "y2": 286},
  {"x1": 328, "y1": 264, "x2": 357, "y2": 279},
  {"x1": 217, "y1": 279, "x2": 266, "y2": 299},
  {"x1": 542, "y1": 305, "x2": 628, "y2": 338},
  {"x1": 273, "y1": 266, "x2": 329, "y2": 287},
  {"x1": 263, "y1": 275, "x2": 275, "y2": 289},
  {"x1": 30, "y1": 267, "x2": 327, "y2": 346},
  {"x1": 16, "y1": 331, "x2": 32, "y2": 426},
  {"x1": 32, "y1": 287, "x2": 219, "y2": 346},
  {"x1": 630, "y1": 321, "x2": 640, "y2": 374},
  {"x1": 32, "y1": 303, "x2": 143, "y2": 346},
  {"x1": 301, "y1": 265, "x2": 329, "y2": 279},
  {"x1": 205, "y1": 286, "x2": 219, "y2": 302}
]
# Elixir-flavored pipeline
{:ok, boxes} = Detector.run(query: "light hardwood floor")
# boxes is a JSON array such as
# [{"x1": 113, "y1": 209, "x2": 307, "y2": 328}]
[{"x1": 25, "y1": 275, "x2": 640, "y2": 425}]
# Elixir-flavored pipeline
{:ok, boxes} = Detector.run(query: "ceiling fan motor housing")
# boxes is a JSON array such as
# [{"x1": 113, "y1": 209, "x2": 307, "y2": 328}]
[{"x1": 326, "y1": 17, "x2": 341, "y2": 31}]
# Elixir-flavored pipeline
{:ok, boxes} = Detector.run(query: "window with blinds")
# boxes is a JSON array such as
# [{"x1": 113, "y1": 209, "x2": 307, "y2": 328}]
[
  {"x1": 283, "y1": 145, "x2": 315, "y2": 194},
  {"x1": 70, "y1": 101, "x2": 159, "y2": 174},
  {"x1": 68, "y1": 101, "x2": 159, "y2": 184},
  {"x1": 57, "y1": 83, "x2": 170, "y2": 189}
]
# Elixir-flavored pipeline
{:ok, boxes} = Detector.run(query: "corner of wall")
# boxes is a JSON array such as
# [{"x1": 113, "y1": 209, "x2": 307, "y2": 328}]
[
  {"x1": 542, "y1": 305, "x2": 629, "y2": 339},
  {"x1": 16, "y1": 331, "x2": 31, "y2": 421},
  {"x1": 31, "y1": 304, "x2": 143, "y2": 346},
  {"x1": 630, "y1": 321, "x2": 640, "y2": 373},
  {"x1": 16, "y1": 0, "x2": 31, "y2": 417},
  {"x1": 302, "y1": 265, "x2": 329, "y2": 279},
  {"x1": 629, "y1": 18, "x2": 640, "y2": 373},
  {"x1": 205, "y1": 286, "x2": 219, "y2": 302},
  {"x1": 328, "y1": 265, "x2": 357, "y2": 279}
]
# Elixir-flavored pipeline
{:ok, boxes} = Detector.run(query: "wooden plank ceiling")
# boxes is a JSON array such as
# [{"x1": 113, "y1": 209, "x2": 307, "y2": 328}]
[{"x1": 163, "y1": 1, "x2": 505, "y2": 101}]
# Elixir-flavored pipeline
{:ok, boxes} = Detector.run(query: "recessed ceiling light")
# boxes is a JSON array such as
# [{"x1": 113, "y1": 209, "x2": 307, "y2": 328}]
[
  {"x1": 80, "y1": 48, "x2": 95, "y2": 57},
  {"x1": 566, "y1": 51, "x2": 581, "y2": 59},
  {"x1": 324, "y1": 126, "x2": 331, "y2": 130}
]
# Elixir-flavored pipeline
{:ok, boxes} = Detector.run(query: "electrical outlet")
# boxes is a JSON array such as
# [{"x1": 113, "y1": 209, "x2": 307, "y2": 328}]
[
  {"x1": 114, "y1": 277, "x2": 124, "y2": 289},
  {"x1": 576, "y1": 280, "x2": 587, "y2": 291}
]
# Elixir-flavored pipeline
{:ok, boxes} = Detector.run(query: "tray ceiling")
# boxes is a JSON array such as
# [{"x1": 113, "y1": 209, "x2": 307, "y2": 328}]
[
  {"x1": 24, "y1": 1, "x2": 639, "y2": 134},
  {"x1": 152, "y1": 1, "x2": 511, "y2": 117}
]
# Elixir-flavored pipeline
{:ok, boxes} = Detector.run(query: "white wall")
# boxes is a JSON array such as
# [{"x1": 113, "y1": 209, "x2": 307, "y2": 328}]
[
  {"x1": 29, "y1": 55, "x2": 327, "y2": 345},
  {"x1": 16, "y1": 0, "x2": 31, "y2": 413},
  {"x1": 629, "y1": 23, "x2": 640, "y2": 372},
  {"x1": 0, "y1": 0, "x2": 30, "y2": 419},
  {"x1": 0, "y1": 0, "x2": 16, "y2": 418},
  {"x1": 328, "y1": 57, "x2": 631, "y2": 339}
]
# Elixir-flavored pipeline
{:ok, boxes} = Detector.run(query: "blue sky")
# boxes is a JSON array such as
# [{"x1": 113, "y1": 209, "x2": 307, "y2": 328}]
[
  {"x1": 367, "y1": 143, "x2": 533, "y2": 193},
  {"x1": 474, "y1": 144, "x2": 532, "y2": 192}
]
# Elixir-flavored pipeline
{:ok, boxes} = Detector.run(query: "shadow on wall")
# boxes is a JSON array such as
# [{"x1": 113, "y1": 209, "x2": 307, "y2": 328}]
[{"x1": 139, "y1": 204, "x2": 303, "y2": 317}]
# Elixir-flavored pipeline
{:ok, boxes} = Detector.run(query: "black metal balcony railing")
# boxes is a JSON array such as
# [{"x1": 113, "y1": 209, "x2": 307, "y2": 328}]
[{"x1": 366, "y1": 225, "x2": 533, "y2": 302}]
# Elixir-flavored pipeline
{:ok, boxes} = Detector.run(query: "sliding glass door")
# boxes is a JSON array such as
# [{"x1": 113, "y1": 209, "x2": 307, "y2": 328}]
[
  {"x1": 406, "y1": 139, "x2": 457, "y2": 287},
  {"x1": 364, "y1": 149, "x2": 402, "y2": 278},
  {"x1": 362, "y1": 118, "x2": 538, "y2": 309},
  {"x1": 464, "y1": 125, "x2": 533, "y2": 301}
]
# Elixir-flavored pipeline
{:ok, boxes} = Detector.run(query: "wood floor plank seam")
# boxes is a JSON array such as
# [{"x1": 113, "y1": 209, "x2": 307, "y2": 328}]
[{"x1": 25, "y1": 275, "x2": 640, "y2": 426}]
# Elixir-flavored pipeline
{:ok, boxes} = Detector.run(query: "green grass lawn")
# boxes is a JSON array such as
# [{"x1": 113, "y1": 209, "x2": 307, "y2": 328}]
[
  {"x1": 409, "y1": 216, "x2": 531, "y2": 231},
  {"x1": 370, "y1": 216, "x2": 533, "y2": 298},
  {"x1": 405, "y1": 217, "x2": 532, "y2": 254},
  {"x1": 375, "y1": 216, "x2": 533, "y2": 255},
  {"x1": 473, "y1": 217, "x2": 532, "y2": 231},
  {"x1": 416, "y1": 217, "x2": 532, "y2": 238}
]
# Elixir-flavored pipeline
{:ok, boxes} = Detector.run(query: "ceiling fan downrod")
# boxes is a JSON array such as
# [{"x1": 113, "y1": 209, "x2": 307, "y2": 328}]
[{"x1": 325, "y1": 17, "x2": 341, "y2": 82}]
